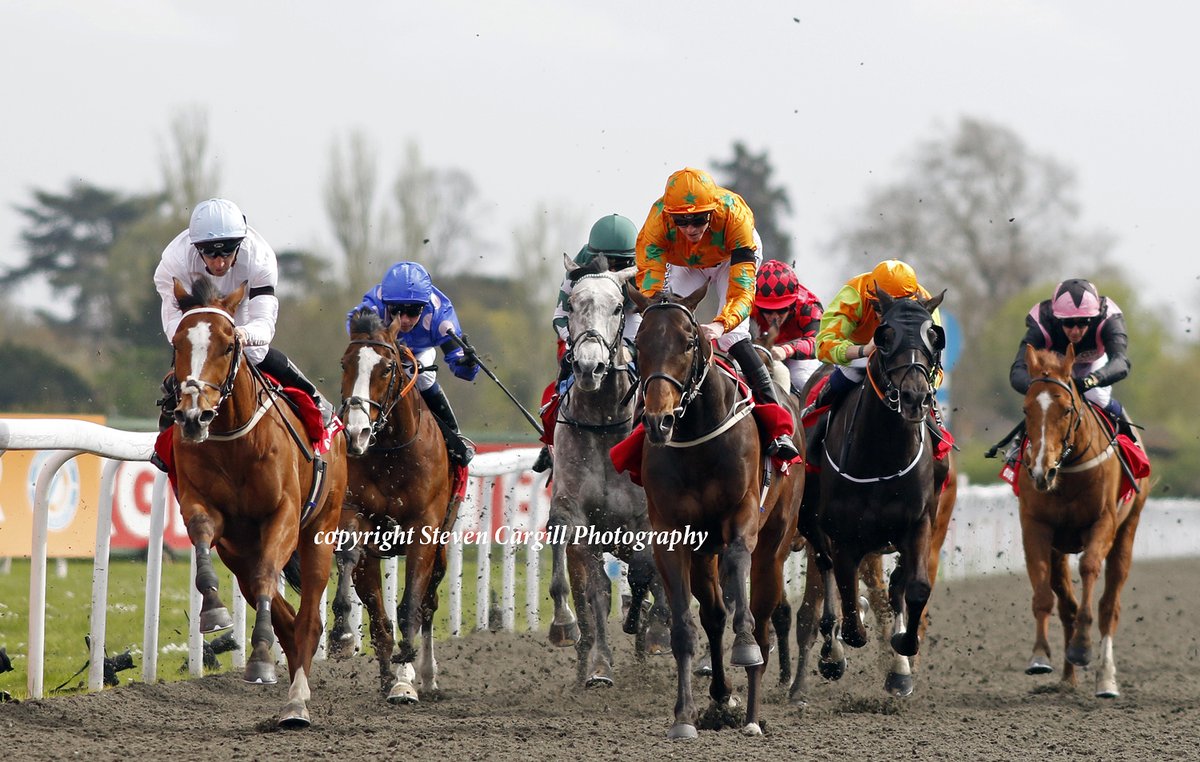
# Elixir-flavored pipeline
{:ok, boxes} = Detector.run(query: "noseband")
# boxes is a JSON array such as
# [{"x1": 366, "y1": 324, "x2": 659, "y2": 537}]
[
  {"x1": 637, "y1": 301, "x2": 711, "y2": 418},
  {"x1": 868, "y1": 347, "x2": 940, "y2": 414},
  {"x1": 565, "y1": 274, "x2": 628, "y2": 378},
  {"x1": 340, "y1": 338, "x2": 418, "y2": 447},
  {"x1": 176, "y1": 307, "x2": 245, "y2": 417}
]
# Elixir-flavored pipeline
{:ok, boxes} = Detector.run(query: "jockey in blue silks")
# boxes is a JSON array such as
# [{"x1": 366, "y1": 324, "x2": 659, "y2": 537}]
[{"x1": 347, "y1": 261, "x2": 478, "y2": 464}]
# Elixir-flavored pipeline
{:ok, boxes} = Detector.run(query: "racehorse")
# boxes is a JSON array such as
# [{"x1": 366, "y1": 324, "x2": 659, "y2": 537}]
[
  {"x1": 331, "y1": 306, "x2": 458, "y2": 703},
  {"x1": 627, "y1": 284, "x2": 804, "y2": 738},
  {"x1": 169, "y1": 277, "x2": 347, "y2": 728},
  {"x1": 1017, "y1": 343, "x2": 1149, "y2": 697},
  {"x1": 799, "y1": 289, "x2": 948, "y2": 688},
  {"x1": 545, "y1": 255, "x2": 670, "y2": 687}
]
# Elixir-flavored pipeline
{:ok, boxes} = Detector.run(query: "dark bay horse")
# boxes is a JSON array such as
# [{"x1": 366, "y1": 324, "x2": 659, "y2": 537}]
[
  {"x1": 546, "y1": 256, "x2": 670, "y2": 687},
  {"x1": 169, "y1": 278, "x2": 347, "y2": 727},
  {"x1": 331, "y1": 307, "x2": 458, "y2": 703},
  {"x1": 1018, "y1": 343, "x2": 1149, "y2": 697},
  {"x1": 628, "y1": 284, "x2": 804, "y2": 739},
  {"x1": 799, "y1": 289, "x2": 948, "y2": 691}
]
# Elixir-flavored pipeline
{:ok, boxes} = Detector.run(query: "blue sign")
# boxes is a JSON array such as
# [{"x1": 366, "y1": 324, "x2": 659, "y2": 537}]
[{"x1": 940, "y1": 311, "x2": 961, "y2": 372}]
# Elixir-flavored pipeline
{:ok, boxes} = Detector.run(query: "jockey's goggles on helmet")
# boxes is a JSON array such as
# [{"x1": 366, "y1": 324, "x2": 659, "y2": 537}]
[
  {"x1": 387, "y1": 302, "x2": 425, "y2": 318},
  {"x1": 195, "y1": 238, "x2": 243, "y2": 259},
  {"x1": 671, "y1": 213, "x2": 711, "y2": 229},
  {"x1": 1061, "y1": 317, "x2": 1093, "y2": 329}
]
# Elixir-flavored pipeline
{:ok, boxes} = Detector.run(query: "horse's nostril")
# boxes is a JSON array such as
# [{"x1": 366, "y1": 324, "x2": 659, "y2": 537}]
[{"x1": 199, "y1": 410, "x2": 215, "y2": 424}]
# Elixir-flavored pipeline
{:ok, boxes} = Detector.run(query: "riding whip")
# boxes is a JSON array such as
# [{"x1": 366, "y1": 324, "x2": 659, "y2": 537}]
[{"x1": 444, "y1": 329, "x2": 545, "y2": 437}]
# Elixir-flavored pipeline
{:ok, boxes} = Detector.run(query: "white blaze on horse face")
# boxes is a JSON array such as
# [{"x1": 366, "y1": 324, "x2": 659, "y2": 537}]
[
  {"x1": 184, "y1": 322, "x2": 213, "y2": 405},
  {"x1": 1031, "y1": 390, "x2": 1054, "y2": 477},
  {"x1": 348, "y1": 346, "x2": 384, "y2": 433}
]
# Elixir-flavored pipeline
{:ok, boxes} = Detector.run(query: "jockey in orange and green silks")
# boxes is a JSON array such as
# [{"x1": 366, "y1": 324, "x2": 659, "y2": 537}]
[{"x1": 634, "y1": 166, "x2": 799, "y2": 463}]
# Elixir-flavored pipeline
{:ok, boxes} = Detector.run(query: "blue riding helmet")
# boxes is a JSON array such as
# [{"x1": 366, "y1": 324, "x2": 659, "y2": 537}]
[{"x1": 380, "y1": 262, "x2": 433, "y2": 305}]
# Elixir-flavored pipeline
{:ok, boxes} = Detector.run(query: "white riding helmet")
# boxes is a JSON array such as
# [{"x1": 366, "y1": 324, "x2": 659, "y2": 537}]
[{"x1": 189, "y1": 198, "x2": 248, "y2": 244}]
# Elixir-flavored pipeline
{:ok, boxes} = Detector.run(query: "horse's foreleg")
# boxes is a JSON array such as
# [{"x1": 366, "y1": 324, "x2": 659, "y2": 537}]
[
  {"x1": 184, "y1": 510, "x2": 232, "y2": 633},
  {"x1": 1094, "y1": 509, "x2": 1141, "y2": 698},
  {"x1": 1049, "y1": 550, "x2": 1078, "y2": 686},
  {"x1": 743, "y1": 538, "x2": 787, "y2": 735},
  {"x1": 1021, "y1": 520, "x2": 1057, "y2": 676},
  {"x1": 693, "y1": 555, "x2": 733, "y2": 707},
  {"x1": 653, "y1": 543, "x2": 697, "y2": 740},
  {"x1": 891, "y1": 517, "x2": 932, "y2": 658},
  {"x1": 580, "y1": 547, "x2": 615, "y2": 687},
  {"x1": 1069, "y1": 511, "x2": 1118, "y2": 669},
  {"x1": 817, "y1": 561, "x2": 847, "y2": 680},
  {"x1": 772, "y1": 598, "x2": 793, "y2": 688},
  {"x1": 547, "y1": 512, "x2": 580, "y2": 647},
  {"x1": 352, "y1": 554, "x2": 394, "y2": 694},
  {"x1": 329, "y1": 542, "x2": 364, "y2": 657},
  {"x1": 833, "y1": 552, "x2": 867, "y2": 649},
  {"x1": 873, "y1": 555, "x2": 912, "y2": 697},
  {"x1": 279, "y1": 518, "x2": 336, "y2": 728},
  {"x1": 416, "y1": 546, "x2": 448, "y2": 695},
  {"x1": 389, "y1": 541, "x2": 437, "y2": 704},
  {"x1": 720, "y1": 537, "x2": 761, "y2": 668},
  {"x1": 245, "y1": 593, "x2": 279, "y2": 685},
  {"x1": 790, "y1": 545, "x2": 828, "y2": 702}
]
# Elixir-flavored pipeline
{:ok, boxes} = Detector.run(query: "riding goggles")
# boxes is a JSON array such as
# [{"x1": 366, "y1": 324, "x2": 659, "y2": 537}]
[
  {"x1": 195, "y1": 238, "x2": 243, "y2": 259},
  {"x1": 671, "y1": 213, "x2": 711, "y2": 229},
  {"x1": 387, "y1": 303, "x2": 425, "y2": 318}
]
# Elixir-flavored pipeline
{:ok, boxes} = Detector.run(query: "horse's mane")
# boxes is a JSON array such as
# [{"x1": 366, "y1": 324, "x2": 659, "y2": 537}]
[
  {"x1": 567, "y1": 254, "x2": 611, "y2": 284},
  {"x1": 176, "y1": 277, "x2": 220, "y2": 312},
  {"x1": 348, "y1": 306, "x2": 385, "y2": 336}
]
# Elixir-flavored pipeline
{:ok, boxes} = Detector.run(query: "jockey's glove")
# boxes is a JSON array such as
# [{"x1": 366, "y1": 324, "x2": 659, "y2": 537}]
[{"x1": 1081, "y1": 373, "x2": 1100, "y2": 390}]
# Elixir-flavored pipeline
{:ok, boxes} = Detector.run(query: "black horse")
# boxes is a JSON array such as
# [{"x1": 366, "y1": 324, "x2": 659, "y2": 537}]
[{"x1": 799, "y1": 289, "x2": 949, "y2": 688}]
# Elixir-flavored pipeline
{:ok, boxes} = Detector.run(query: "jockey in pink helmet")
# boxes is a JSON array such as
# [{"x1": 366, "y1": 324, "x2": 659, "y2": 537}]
[{"x1": 1009, "y1": 278, "x2": 1136, "y2": 440}]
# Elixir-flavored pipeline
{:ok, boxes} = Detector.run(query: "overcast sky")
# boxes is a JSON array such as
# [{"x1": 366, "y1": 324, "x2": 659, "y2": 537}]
[{"x1": 3, "y1": 1, "x2": 1197, "y2": 329}]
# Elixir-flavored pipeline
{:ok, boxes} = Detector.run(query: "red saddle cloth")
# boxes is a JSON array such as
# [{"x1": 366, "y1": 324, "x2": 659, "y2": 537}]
[
  {"x1": 153, "y1": 385, "x2": 343, "y2": 491},
  {"x1": 538, "y1": 380, "x2": 559, "y2": 446}
]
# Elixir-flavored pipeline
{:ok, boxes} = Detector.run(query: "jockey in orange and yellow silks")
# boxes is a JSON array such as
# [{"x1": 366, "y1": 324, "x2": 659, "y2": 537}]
[{"x1": 631, "y1": 167, "x2": 799, "y2": 463}]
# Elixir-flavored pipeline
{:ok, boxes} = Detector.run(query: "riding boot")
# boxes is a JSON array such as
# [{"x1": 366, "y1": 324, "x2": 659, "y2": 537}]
[
  {"x1": 801, "y1": 368, "x2": 857, "y2": 458},
  {"x1": 156, "y1": 372, "x2": 178, "y2": 433},
  {"x1": 421, "y1": 384, "x2": 475, "y2": 465},
  {"x1": 1105, "y1": 398, "x2": 1136, "y2": 441},
  {"x1": 256, "y1": 347, "x2": 334, "y2": 425},
  {"x1": 533, "y1": 353, "x2": 574, "y2": 473},
  {"x1": 728, "y1": 339, "x2": 799, "y2": 460}
]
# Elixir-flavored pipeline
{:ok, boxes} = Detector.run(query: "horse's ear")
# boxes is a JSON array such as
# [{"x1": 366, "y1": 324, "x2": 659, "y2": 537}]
[
  {"x1": 627, "y1": 286, "x2": 651, "y2": 314},
  {"x1": 563, "y1": 252, "x2": 579, "y2": 273},
  {"x1": 1025, "y1": 343, "x2": 1039, "y2": 375},
  {"x1": 678, "y1": 282, "x2": 708, "y2": 312},
  {"x1": 221, "y1": 281, "x2": 249, "y2": 314},
  {"x1": 874, "y1": 286, "x2": 894, "y2": 316},
  {"x1": 172, "y1": 278, "x2": 189, "y2": 305},
  {"x1": 1064, "y1": 341, "x2": 1076, "y2": 369},
  {"x1": 387, "y1": 313, "x2": 404, "y2": 342},
  {"x1": 923, "y1": 289, "x2": 946, "y2": 313},
  {"x1": 615, "y1": 264, "x2": 639, "y2": 284}
]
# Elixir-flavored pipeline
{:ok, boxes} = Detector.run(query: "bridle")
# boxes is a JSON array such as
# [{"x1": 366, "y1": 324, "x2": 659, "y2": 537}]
[
  {"x1": 867, "y1": 346, "x2": 941, "y2": 414},
  {"x1": 565, "y1": 274, "x2": 629, "y2": 381},
  {"x1": 636, "y1": 301, "x2": 711, "y2": 419},
  {"x1": 175, "y1": 307, "x2": 246, "y2": 421},
  {"x1": 1027, "y1": 374, "x2": 1085, "y2": 472},
  {"x1": 339, "y1": 338, "x2": 419, "y2": 449}
]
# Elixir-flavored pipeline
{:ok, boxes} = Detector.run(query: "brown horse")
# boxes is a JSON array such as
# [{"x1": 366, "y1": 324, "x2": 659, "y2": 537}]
[
  {"x1": 1017, "y1": 343, "x2": 1149, "y2": 697},
  {"x1": 169, "y1": 277, "x2": 347, "y2": 728},
  {"x1": 331, "y1": 307, "x2": 457, "y2": 704},
  {"x1": 627, "y1": 284, "x2": 803, "y2": 739}
]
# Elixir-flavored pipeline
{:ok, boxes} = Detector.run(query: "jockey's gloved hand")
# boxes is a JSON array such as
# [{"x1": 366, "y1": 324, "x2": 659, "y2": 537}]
[
  {"x1": 1081, "y1": 373, "x2": 1100, "y2": 390},
  {"x1": 446, "y1": 348, "x2": 480, "y2": 381},
  {"x1": 234, "y1": 327, "x2": 249, "y2": 344}
]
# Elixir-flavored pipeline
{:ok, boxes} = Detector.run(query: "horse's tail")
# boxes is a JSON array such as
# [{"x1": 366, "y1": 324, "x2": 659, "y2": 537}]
[{"x1": 281, "y1": 550, "x2": 303, "y2": 593}]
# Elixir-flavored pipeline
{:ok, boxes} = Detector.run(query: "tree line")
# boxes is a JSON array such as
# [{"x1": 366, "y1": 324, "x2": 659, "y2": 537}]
[{"x1": 3, "y1": 112, "x2": 1199, "y2": 495}]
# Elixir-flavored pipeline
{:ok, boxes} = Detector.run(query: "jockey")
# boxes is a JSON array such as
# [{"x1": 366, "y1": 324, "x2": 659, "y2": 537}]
[
  {"x1": 153, "y1": 198, "x2": 334, "y2": 429},
  {"x1": 533, "y1": 213, "x2": 640, "y2": 473},
  {"x1": 635, "y1": 167, "x2": 799, "y2": 461},
  {"x1": 750, "y1": 259, "x2": 824, "y2": 395},
  {"x1": 347, "y1": 261, "x2": 478, "y2": 465},
  {"x1": 1009, "y1": 278, "x2": 1135, "y2": 440},
  {"x1": 804, "y1": 259, "x2": 944, "y2": 454}
]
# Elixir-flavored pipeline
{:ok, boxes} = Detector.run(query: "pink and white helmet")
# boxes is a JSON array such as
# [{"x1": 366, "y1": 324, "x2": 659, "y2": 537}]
[{"x1": 1050, "y1": 278, "x2": 1101, "y2": 319}]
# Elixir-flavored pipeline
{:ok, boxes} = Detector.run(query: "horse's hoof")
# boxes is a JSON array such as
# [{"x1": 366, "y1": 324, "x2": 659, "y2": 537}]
[
  {"x1": 585, "y1": 674, "x2": 614, "y2": 688},
  {"x1": 818, "y1": 658, "x2": 846, "y2": 681},
  {"x1": 843, "y1": 627, "x2": 868, "y2": 649},
  {"x1": 243, "y1": 661, "x2": 277, "y2": 685},
  {"x1": 1095, "y1": 683, "x2": 1120, "y2": 699},
  {"x1": 890, "y1": 631, "x2": 919, "y2": 657},
  {"x1": 278, "y1": 701, "x2": 310, "y2": 729},
  {"x1": 549, "y1": 620, "x2": 580, "y2": 647},
  {"x1": 788, "y1": 691, "x2": 810, "y2": 707},
  {"x1": 199, "y1": 607, "x2": 233, "y2": 634},
  {"x1": 668, "y1": 723, "x2": 698, "y2": 740},
  {"x1": 1025, "y1": 655, "x2": 1054, "y2": 675},
  {"x1": 742, "y1": 722, "x2": 763, "y2": 736},
  {"x1": 730, "y1": 643, "x2": 764, "y2": 667},
  {"x1": 645, "y1": 626, "x2": 671, "y2": 656},
  {"x1": 885, "y1": 672, "x2": 914, "y2": 698},
  {"x1": 693, "y1": 656, "x2": 713, "y2": 677},
  {"x1": 1066, "y1": 644, "x2": 1091, "y2": 667},
  {"x1": 387, "y1": 683, "x2": 420, "y2": 704}
]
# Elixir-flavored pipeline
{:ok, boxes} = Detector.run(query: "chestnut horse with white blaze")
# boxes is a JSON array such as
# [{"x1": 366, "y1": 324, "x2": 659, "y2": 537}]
[
  {"x1": 1018, "y1": 343, "x2": 1149, "y2": 697},
  {"x1": 169, "y1": 277, "x2": 347, "y2": 728}
]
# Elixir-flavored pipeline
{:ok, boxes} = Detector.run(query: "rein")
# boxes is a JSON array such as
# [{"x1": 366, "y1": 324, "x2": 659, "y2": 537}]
[
  {"x1": 637, "y1": 301, "x2": 712, "y2": 420},
  {"x1": 1027, "y1": 374, "x2": 1111, "y2": 473}
]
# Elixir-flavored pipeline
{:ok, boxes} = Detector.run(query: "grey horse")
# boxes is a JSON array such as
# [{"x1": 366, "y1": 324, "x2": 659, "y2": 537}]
[{"x1": 546, "y1": 254, "x2": 671, "y2": 686}]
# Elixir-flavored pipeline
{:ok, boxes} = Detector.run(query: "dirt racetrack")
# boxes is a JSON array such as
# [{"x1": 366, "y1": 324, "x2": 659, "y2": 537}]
[{"x1": 5, "y1": 557, "x2": 1199, "y2": 761}]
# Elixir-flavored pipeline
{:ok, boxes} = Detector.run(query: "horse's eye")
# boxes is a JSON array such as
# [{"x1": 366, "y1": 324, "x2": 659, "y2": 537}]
[
  {"x1": 224, "y1": 345, "x2": 235, "y2": 355},
  {"x1": 613, "y1": 305, "x2": 622, "y2": 315}
]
